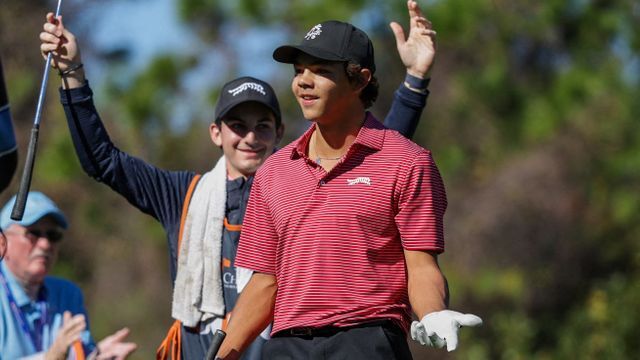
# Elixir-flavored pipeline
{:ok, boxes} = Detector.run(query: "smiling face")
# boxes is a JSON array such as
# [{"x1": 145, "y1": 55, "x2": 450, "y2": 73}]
[
  {"x1": 3, "y1": 216, "x2": 63, "y2": 286},
  {"x1": 210, "y1": 101, "x2": 284, "y2": 179},
  {"x1": 291, "y1": 54, "x2": 370, "y2": 125}
]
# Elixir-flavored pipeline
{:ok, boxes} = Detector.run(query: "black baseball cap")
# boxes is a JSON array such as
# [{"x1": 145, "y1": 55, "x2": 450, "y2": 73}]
[
  {"x1": 273, "y1": 20, "x2": 376, "y2": 73},
  {"x1": 214, "y1": 76, "x2": 282, "y2": 126}
]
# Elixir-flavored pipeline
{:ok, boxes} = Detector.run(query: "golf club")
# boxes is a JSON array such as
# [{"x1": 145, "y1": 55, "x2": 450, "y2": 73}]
[
  {"x1": 205, "y1": 329, "x2": 226, "y2": 360},
  {"x1": 10, "y1": 0, "x2": 63, "y2": 221}
]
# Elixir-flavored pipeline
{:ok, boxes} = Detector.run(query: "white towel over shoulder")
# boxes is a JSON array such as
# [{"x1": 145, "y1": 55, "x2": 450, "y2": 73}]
[{"x1": 171, "y1": 156, "x2": 227, "y2": 327}]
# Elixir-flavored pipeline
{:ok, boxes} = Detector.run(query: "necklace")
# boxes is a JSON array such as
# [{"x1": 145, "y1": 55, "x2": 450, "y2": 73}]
[
  {"x1": 315, "y1": 156, "x2": 341, "y2": 165},
  {"x1": 312, "y1": 132, "x2": 344, "y2": 165}
]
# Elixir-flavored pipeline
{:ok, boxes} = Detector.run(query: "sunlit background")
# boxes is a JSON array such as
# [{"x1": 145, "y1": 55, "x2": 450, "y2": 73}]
[{"x1": 2, "y1": 0, "x2": 639, "y2": 358}]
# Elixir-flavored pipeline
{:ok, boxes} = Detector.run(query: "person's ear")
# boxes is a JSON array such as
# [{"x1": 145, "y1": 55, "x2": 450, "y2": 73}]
[
  {"x1": 210, "y1": 122, "x2": 223, "y2": 148},
  {"x1": 0, "y1": 232, "x2": 6, "y2": 261},
  {"x1": 354, "y1": 68, "x2": 372, "y2": 93}
]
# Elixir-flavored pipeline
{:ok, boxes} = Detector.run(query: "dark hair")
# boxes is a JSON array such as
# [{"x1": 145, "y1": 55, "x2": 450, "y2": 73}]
[{"x1": 345, "y1": 62, "x2": 378, "y2": 109}]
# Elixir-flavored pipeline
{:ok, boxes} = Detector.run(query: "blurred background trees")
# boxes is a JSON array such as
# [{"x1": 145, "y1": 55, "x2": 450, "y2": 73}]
[{"x1": 1, "y1": 0, "x2": 639, "y2": 358}]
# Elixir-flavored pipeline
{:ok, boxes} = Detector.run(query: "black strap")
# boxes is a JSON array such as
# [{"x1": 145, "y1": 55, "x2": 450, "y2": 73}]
[{"x1": 274, "y1": 319, "x2": 395, "y2": 338}]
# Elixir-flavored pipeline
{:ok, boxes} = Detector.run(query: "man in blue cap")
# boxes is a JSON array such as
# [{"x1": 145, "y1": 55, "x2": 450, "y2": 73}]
[{"x1": 0, "y1": 191, "x2": 137, "y2": 359}]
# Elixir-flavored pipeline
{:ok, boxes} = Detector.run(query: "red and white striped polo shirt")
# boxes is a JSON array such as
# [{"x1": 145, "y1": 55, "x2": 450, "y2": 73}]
[{"x1": 236, "y1": 113, "x2": 447, "y2": 334}]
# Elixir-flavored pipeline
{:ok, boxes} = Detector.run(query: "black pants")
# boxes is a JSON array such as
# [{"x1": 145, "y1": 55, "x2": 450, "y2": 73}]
[{"x1": 263, "y1": 323, "x2": 413, "y2": 360}]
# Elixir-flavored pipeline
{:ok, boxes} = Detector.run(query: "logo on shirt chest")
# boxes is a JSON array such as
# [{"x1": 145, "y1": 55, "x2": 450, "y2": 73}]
[{"x1": 346, "y1": 177, "x2": 371, "y2": 186}]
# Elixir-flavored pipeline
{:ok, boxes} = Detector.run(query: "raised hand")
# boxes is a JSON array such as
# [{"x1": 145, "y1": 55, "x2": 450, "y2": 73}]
[
  {"x1": 39, "y1": 12, "x2": 81, "y2": 73},
  {"x1": 411, "y1": 310, "x2": 482, "y2": 352},
  {"x1": 95, "y1": 327, "x2": 138, "y2": 360},
  {"x1": 45, "y1": 311, "x2": 87, "y2": 360},
  {"x1": 389, "y1": 0, "x2": 437, "y2": 78}
]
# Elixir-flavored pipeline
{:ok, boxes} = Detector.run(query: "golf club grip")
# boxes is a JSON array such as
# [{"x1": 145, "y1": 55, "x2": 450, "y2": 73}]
[
  {"x1": 205, "y1": 329, "x2": 226, "y2": 360},
  {"x1": 11, "y1": 126, "x2": 39, "y2": 220}
]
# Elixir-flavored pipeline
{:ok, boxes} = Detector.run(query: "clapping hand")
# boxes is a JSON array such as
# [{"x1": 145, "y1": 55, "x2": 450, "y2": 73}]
[
  {"x1": 93, "y1": 327, "x2": 138, "y2": 360},
  {"x1": 45, "y1": 311, "x2": 86, "y2": 360}
]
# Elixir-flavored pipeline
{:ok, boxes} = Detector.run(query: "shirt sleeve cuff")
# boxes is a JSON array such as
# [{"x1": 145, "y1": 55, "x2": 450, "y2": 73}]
[
  {"x1": 59, "y1": 81, "x2": 93, "y2": 105},
  {"x1": 404, "y1": 73, "x2": 430, "y2": 90}
]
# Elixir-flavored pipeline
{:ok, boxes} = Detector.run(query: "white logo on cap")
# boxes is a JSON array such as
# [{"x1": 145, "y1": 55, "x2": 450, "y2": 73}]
[
  {"x1": 228, "y1": 82, "x2": 266, "y2": 96},
  {"x1": 305, "y1": 24, "x2": 323, "y2": 40}
]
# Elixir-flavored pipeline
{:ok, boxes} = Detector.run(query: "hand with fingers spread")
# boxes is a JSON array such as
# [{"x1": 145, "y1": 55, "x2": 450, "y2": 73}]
[
  {"x1": 390, "y1": 0, "x2": 437, "y2": 79},
  {"x1": 411, "y1": 310, "x2": 483, "y2": 352},
  {"x1": 93, "y1": 327, "x2": 138, "y2": 360},
  {"x1": 45, "y1": 311, "x2": 87, "y2": 360}
]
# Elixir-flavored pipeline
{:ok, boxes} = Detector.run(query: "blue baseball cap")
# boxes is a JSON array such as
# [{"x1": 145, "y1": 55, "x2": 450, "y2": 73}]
[{"x1": 0, "y1": 191, "x2": 68, "y2": 230}]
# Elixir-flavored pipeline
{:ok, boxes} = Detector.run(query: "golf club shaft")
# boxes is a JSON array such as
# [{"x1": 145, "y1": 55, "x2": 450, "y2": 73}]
[{"x1": 10, "y1": 0, "x2": 63, "y2": 221}]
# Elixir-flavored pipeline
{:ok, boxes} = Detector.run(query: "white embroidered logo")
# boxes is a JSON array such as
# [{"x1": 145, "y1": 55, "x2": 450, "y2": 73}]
[
  {"x1": 305, "y1": 24, "x2": 323, "y2": 40},
  {"x1": 347, "y1": 177, "x2": 371, "y2": 186},
  {"x1": 228, "y1": 82, "x2": 266, "y2": 96}
]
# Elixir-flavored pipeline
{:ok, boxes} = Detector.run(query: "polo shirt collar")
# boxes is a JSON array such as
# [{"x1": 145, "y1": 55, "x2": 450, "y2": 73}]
[
  {"x1": 1, "y1": 262, "x2": 30, "y2": 307},
  {"x1": 354, "y1": 112, "x2": 385, "y2": 151},
  {"x1": 290, "y1": 112, "x2": 384, "y2": 160},
  {"x1": 0, "y1": 262, "x2": 47, "y2": 307}
]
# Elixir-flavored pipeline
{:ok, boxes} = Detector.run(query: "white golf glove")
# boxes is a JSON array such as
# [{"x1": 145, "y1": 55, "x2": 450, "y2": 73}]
[{"x1": 410, "y1": 310, "x2": 483, "y2": 352}]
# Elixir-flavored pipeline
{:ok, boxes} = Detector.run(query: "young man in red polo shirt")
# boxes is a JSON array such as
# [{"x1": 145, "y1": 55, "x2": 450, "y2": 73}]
[
  {"x1": 217, "y1": 5, "x2": 482, "y2": 360},
  {"x1": 40, "y1": 1, "x2": 437, "y2": 358}
]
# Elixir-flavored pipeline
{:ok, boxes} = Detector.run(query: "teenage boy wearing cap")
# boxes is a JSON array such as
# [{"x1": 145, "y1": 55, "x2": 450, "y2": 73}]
[
  {"x1": 217, "y1": 8, "x2": 481, "y2": 360},
  {"x1": 0, "y1": 191, "x2": 137, "y2": 359},
  {"x1": 40, "y1": 2, "x2": 435, "y2": 358}
]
